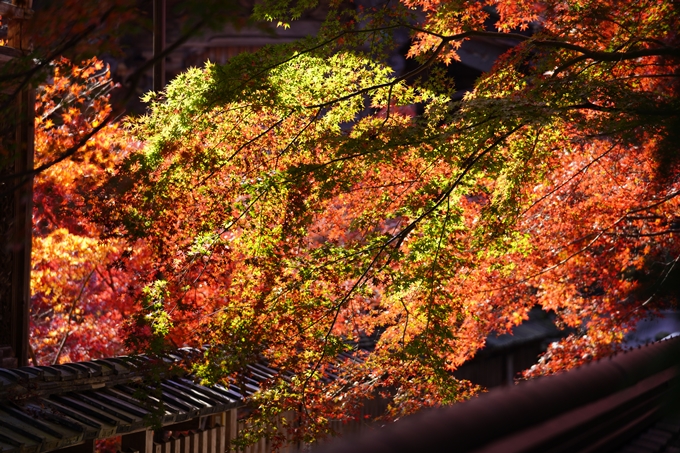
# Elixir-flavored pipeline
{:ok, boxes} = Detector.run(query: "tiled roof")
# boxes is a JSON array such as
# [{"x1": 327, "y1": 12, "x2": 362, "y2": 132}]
[
  {"x1": 4, "y1": 335, "x2": 678, "y2": 453},
  {"x1": 316, "y1": 336, "x2": 680, "y2": 453},
  {"x1": 484, "y1": 308, "x2": 561, "y2": 351},
  {"x1": 0, "y1": 351, "x2": 277, "y2": 453}
]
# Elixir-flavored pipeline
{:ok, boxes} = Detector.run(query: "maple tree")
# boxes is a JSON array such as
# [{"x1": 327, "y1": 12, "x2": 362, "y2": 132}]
[
  {"x1": 1, "y1": 0, "x2": 252, "y2": 165},
  {"x1": 2, "y1": 0, "x2": 265, "y2": 365},
  {"x1": 1, "y1": 2, "x2": 130, "y2": 366},
  {"x1": 87, "y1": 0, "x2": 680, "y2": 441},
  {"x1": 30, "y1": 57, "x2": 141, "y2": 365},
  {"x1": 5, "y1": 0, "x2": 680, "y2": 445}
]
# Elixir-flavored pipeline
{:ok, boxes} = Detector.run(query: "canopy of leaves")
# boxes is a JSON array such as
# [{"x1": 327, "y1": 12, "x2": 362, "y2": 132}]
[
  {"x1": 31, "y1": 57, "x2": 142, "y2": 365},
  {"x1": 20, "y1": 0, "x2": 680, "y2": 445}
]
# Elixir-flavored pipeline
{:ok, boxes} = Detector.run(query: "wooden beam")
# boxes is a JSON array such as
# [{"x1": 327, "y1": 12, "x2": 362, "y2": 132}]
[
  {"x1": 50, "y1": 439, "x2": 95, "y2": 453},
  {"x1": 153, "y1": 0, "x2": 166, "y2": 92},
  {"x1": 0, "y1": 2, "x2": 32, "y2": 19}
]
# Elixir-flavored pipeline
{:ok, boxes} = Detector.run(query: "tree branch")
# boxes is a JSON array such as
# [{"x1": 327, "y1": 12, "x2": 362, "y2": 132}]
[
  {"x1": 402, "y1": 25, "x2": 679, "y2": 69},
  {"x1": 0, "y1": 5, "x2": 117, "y2": 110},
  {"x1": 52, "y1": 267, "x2": 96, "y2": 365}
]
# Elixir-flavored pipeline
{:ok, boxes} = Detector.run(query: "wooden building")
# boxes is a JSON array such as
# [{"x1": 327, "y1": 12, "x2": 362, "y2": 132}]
[
  {"x1": 0, "y1": 349, "x2": 389, "y2": 453},
  {"x1": 0, "y1": 351, "x2": 253, "y2": 453},
  {"x1": 454, "y1": 307, "x2": 563, "y2": 388}
]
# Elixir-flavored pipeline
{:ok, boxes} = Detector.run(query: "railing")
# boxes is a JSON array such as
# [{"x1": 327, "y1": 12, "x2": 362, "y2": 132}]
[
  {"x1": 150, "y1": 425, "x2": 229, "y2": 453},
  {"x1": 315, "y1": 336, "x2": 680, "y2": 453},
  {"x1": 120, "y1": 397, "x2": 390, "y2": 453}
]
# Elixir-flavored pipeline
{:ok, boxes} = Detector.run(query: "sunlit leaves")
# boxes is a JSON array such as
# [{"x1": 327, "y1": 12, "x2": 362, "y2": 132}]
[
  {"x1": 114, "y1": 0, "x2": 680, "y2": 429},
  {"x1": 31, "y1": 57, "x2": 137, "y2": 365},
  {"x1": 29, "y1": 0, "x2": 680, "y2": 444}
]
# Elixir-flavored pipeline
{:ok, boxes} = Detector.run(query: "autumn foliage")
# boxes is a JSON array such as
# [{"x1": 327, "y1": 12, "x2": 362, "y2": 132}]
[
  {"x1": 23, "y1": 0, "x2": 680, "y2": 444},
  {"x1": 30, "y1": 57, "x2": 140, "y2": 365}
]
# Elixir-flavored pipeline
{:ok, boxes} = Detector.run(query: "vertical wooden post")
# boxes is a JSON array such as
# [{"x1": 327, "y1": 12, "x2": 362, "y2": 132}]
[
  {"x1": 0, "y1": 0, "x2": 34, "y2": 369},
  {"x1": 226, "y1": 409, "x2": 238, "y2": 448},
  {"x1": 153, "y1": 0, "x2": 166, "y2": 92},
  {"x1": 10, "y1": 85, "x2": 33, "y2": 368},
  {"x1": 180, "y1": 433, "x2": 191, "y2": 453},
  {"x1": 505, "y1": 352, "x2": 515, "y2": 386},
  {"x1": 216, "y1": 423, "x2": 227, "y2": 453},
  {"x1": 205, "y1": 426, "x2": 217, "y2": 453},
  {"x1": 190, "y1": 431, "x2": 199, "y2": 453},
  {"x1": 122, "y1": 429, "x2": 155, "y2": 453},
  {"x1": 197, "y1": 429, "x2": 209, "y2": 453},
  {"x1": 6, "y1": 0, "x2": 32, "y2": 51},
  {"x1": 162, "y1": 438, "x2": 173, "y2": 453}
]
